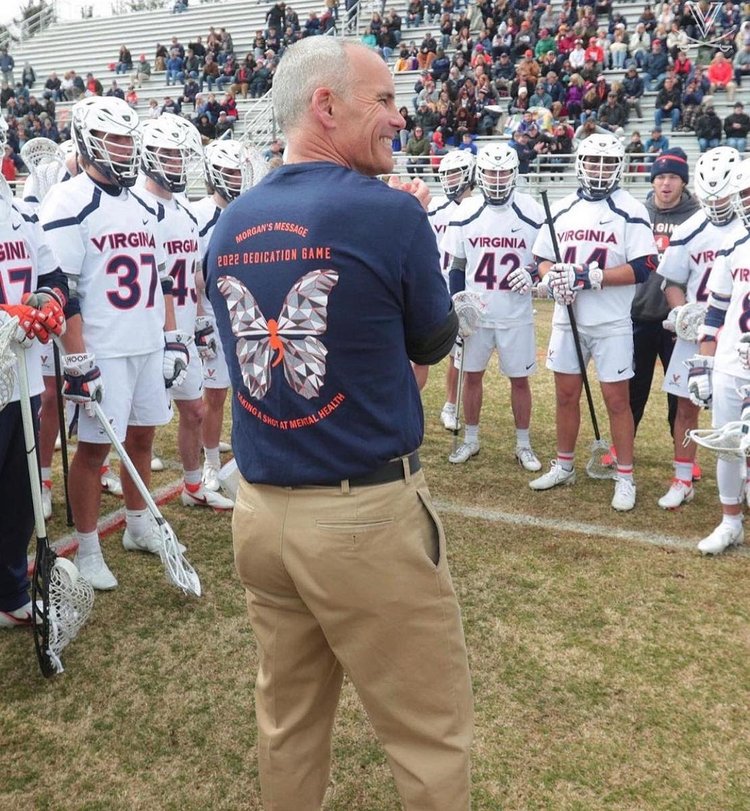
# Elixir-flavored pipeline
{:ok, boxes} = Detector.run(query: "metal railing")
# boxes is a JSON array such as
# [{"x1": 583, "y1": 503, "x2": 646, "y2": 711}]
[{"x1": 1, "y1": 2, "x2": 55, "y2": 51}]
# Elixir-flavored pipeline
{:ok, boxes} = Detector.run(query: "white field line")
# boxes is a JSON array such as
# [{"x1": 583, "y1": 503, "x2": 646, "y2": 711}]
[
  {"x1": 28, "y1": 478, "x2": 185, "y2": 571},
  {"x1": 434, "y1": 498, "x2": 750, "y2": 557}
]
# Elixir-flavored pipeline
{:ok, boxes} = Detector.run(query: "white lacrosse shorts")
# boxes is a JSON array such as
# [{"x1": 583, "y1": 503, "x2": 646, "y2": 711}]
[
  {"x1": 711, "y1": 369, "x2": 747, "y2": 428},
  {"x1": 170, "y1": 343, "x2": 204, "y2": 402},
  {"x1": 546, "y1": 325, "x2": 634, "y2": 383},
  {"x1": 661, "y1": 336, "x2": 696, "y2": 399},
  {"x1": 72, "y1": 349, "x2": 172, "y2": 444},
  {"x1": 201, "y1": 337, "x2": 231, "y2": 389},
  {"x1": 457, "y1": 323, "x2": 537, "y2": 377}
]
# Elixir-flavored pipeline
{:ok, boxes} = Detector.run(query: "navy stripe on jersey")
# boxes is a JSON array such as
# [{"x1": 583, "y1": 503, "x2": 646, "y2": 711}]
[
  {"x1": 131, "y1": 190, "x2": 165, "y2": 222},
  {"x1": 42, "y1": 187, "x2": 102, "y2": 231},
  {"x1": 552, "y1": 196, "x2": 581, "y2": 222},
  {"x1": 667, "y1": 216, "x2": 710, "y2": 247},
  {"x1": 12, "y1": 203, "x2": 38, "y2": 224},
  {"x1": 604, "y1": 197, "x2": 650, "y2": 228},
  {"x1": 199, "y1": 206, "x2": 221, "y2": 238},
  {"x1": 175, "y1": 197, "x2": 199, "y2": 226},
  {"x1": 427, "y1": 199, "x2": 454, "y2": 218},
  {"x1": 717, "y1": 229, "x2": 750, "y2": 256},
  {"x1": 512, "y1": 200, "x2": 539, "y2": 228},
  {"x1": 448, "y1": 201, "x2": 488, "y2": 228}
]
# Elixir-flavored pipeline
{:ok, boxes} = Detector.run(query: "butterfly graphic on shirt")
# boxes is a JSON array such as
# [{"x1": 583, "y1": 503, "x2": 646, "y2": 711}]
[{"x1": 217, "y1": 269, "x2": 339, "y2": 401}]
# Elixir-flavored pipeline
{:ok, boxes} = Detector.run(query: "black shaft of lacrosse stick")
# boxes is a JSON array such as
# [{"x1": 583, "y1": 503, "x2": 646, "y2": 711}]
[
  {"x1": 52, "y1": 343, "x2": 73, "y2": 526},
  {"x1": 540, "y1": 190, "x2": 602, "y2": 441}
]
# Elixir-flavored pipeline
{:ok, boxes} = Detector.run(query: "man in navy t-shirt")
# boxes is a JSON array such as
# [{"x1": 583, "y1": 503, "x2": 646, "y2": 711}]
[{"x1": 206, "y1": 36, "x2": 473, "y2": 811}]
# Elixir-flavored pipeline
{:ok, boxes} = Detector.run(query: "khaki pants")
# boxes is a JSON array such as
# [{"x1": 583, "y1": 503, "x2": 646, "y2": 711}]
[{"x1": 233, "y1": 466, "x2": 474, "y2": 811}]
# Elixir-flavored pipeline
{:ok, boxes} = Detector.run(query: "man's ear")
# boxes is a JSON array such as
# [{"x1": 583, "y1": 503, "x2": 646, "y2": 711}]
[{"x1": 310, "y1": 87, "x2": 336, "y2": 129}]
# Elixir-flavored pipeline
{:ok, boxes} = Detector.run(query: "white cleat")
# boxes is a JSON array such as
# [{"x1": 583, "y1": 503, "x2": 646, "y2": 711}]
[
  {"x1": 202, "y1": 461, "x2": 221, "y2": 492},
  {"x1": 122, "y1": 522, "x2": 186, "y2": 555},
  {"x1": 75, "y1": 553, "x2": 118, "y2": 590},
  {"x1": 151, "y1": 456, "x2": 165, "y2": 472},
  {"x1": 516, "y1": 446, "x2": 542, "y2": 472},
  {"x1": 529, "y1": 461, "x2": 576, "y2": 491},
  {"x1": 54, "y1": 434, "x2": 62, "y2": 451},
  {"x1": 100, "y1": 467, "x2": 123, "y2": 496},
  {"x1": 218, "y1": 441, "x2": 232, "y2": 453},
  {"x1": 611, "y1": 477, "x2": 636, "y2": 511},
  {"x1": 181, "y1": 483, "x2": 234, "y2": 510},
  {"x1": 697, "y1": 522, "x2": 744, "y2": 555},
  {"x1": 42, "y1": 483, "x2": 52, "y2": 520},
  {"x1": 448, "y1": 440, "x2": 480, "y2": 464},
  {"x1": 440, "y1": 406, "x2": 458, "y2": 431},
  {"x1": 657, "y1": 479, "x2": 694, "y2": 510}
]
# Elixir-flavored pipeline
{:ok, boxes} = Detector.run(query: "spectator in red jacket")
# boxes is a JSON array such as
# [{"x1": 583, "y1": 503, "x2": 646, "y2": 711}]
[{"x1": 707, "y1": 51, "x2": 736, "y2": 101}]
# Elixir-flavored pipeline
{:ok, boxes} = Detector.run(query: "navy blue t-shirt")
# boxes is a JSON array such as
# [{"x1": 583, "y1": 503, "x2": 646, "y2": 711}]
[{"x1": 205, "y1": 161, "x2": 452, "y2": 485}]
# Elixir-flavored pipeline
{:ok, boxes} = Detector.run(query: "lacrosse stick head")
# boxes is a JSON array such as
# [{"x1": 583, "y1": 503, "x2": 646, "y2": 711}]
[
  {"x1": 585, "y1": 438, "x2": 617, "y2": 479},
  {"x1": 0, "y1": 314, "x2": 18, "y2": 412},
  {"x1": 688, "y1": 422, "x2": 750, "y2": 460},
  {"x1": 21, "y1": 137, "x2": 66, "y2": 203},
  {"x1": 32, "y1": 547, "x2": 94, "y2": 676},
  {"x1": 452, "y1": 290, "x2": 486, "y2": 337},
  {"x1": 674, "y1": 302, "x2": 707, "y2": 342},
  {"x1": 157, "y1": 519, "x2": 202, "y2": 597}
]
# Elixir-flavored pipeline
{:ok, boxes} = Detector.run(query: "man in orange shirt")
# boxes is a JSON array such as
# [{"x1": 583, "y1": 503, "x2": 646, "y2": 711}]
[{"x1": 707, "y1": 51, "x2": 736, "y2": 101}]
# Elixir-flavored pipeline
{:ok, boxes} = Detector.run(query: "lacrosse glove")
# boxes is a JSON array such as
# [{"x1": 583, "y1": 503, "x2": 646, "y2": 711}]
[
  {"x1": 194, "y1": 315, "x2": 217, "y2": 360},
  {"x1": 62, "y1": 352, "x2": 104, "y2": 415},
  {"x1": 684, "y1": 355, "x2": 713, "y2": 408},
  {"x1": 163, "y1": 330, "x2": 190, "y2": 389}
]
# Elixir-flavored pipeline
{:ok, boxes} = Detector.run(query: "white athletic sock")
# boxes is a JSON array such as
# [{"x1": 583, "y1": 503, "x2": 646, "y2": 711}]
[
  {"x1": 125, "y1": 510, "x2": 150, "y2": 538},
  {"x1": 673, "y1": 458, "x2": 693, "y2": 484},
  {"x1": 442, "y1": 401, "x2": 456, "y2": 413},
  {"x1": 464, "y1": 424, "x2": 479, "y2": 443},
  {"x1": 516, "y1": 428, "x2": 530, "y2": 448},
  {"x1": 41, "y1": 467, "x2": 52, "y2": 484},
  {"x1": 77, "y1": 530, "x2": 101, "y2": 559},
  {"x1": 557, "y1": 451, "x2": 574, "y2": 472},
  {"x1": 616, "y1": 463, "x2": 634, "y2": 482},
  {"x1": 721, "y1": 513, "x2": 743, "y2": 531},
  {"x1": 184, "y1": 468, "x2": 202, "y2": 487},
  {"x1": 717, "y1": 457, "x2": 745, "y2": 505},
  {"x1": 204, "y1": 446, "x2": 221, "y2": 467}
]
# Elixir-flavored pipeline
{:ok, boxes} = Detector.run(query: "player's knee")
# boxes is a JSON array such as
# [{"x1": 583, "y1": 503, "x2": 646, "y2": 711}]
[
  {"x1": 178, "y1": 398, "x2": 204, "y2": 427},
  {"x1": 204, "y1": 388, "x2": 227, "y2": 410}
]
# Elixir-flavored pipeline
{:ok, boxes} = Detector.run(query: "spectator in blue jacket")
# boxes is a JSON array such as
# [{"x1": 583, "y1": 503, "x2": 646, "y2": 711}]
[
  {"x1": 166, "y1": 52, "x2": 185, "y2": 86},
  {"x1": 642, "y1": 40, "x2": 669, "y2": 91}
]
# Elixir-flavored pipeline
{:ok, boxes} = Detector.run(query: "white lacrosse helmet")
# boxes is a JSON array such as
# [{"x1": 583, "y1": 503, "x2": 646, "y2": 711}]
[
  {"x1": 694, "y1": 146, "x2": 741, "y2": 226},
  {"x1": 437, "y1": 150, "x2": 475, "y2": 201},
  {"x1": 71, "y1": 96, "x2": 141, "y2": 187},
  {"x1": 575, "y1": 132, "x2": 624, "y2": 200},
  {"x1": 0, "y1": 116, "x2": 7, "y2": 149},
  {"x1": 205, "y1": 139, "x2": 250, "y2": 201},
  {"x1": 141, "y1": 113, "x2": 203, "y2": 193},
  {"x1": 476, "y1": 143, "x2": 518, "y2": 206},
  {"x1": 731, "y1": 157, "x2": 750, "y2": 230}
]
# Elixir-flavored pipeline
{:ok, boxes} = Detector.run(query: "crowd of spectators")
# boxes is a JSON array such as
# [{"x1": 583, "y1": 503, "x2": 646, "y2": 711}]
[{"x1": 390, "y1": 0, "x2": 750, "y2": 171}]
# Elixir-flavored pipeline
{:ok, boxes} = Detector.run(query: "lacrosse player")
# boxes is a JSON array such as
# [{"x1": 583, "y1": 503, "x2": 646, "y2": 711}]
[
  {"x1": 531, "y1": 132, "x2": 658, "y2": 511},
  {"x1": 138, "y1": 115, "x2": 233, "y2": 511},
  {"x1": 657, "y1": 147, "x2": 742, "y2": 510},
  {"x1": 38, "y1": 96, "x2": 185, "y2": 590},
  {"x1": 441, "y1": 143, "x2": 543, "y2": 469},
  {"x1": 0, "y1": 176, "x2": 69, "y2": 626},
  {"x1": 192, "y1": 139, "x2": 261, "y2": 493},
  {"x1": 687, "y1": 157, "x2": 750, "y2": 554},
  {"x1": 424, "y1": 149, "x2": 475, "y2": 430},
  {"x1": 206, "y1": 38, "x2": 472, "y2": 811}
]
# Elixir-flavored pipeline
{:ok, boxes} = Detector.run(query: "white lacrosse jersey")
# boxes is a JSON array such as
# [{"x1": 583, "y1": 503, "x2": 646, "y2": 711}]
[
  {"x1": 657, "y1": 211, "x2": 739, "y2": 303},
  {"x1": 441, "y1": 192, "x2": 543, "y2": 328},
  {"x1": 532, "y1": 188, "x2": 657, "y2": 331},
  {"x1": 2, "y1": 202, "x2": 61, "y2": 399},
  {"x1": 707, "y1": 226, "x2": 750, "y2": 379},
  {"x1": 427, "y1": 195, "x2": 463, "y2": 281},
  {"x1": 39, "y1": 173, "x2": 169, "y2": 359},
  {"x1": 191, "y1": 194, "x2": 224, "y2": 318},
  {"x1": 139, "y1": 186, "x2": 201, "y2": 335}
]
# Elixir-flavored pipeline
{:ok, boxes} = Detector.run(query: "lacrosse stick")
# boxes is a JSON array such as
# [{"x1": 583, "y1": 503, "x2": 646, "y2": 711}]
[
  {"x1": 20, "y1": 137, "x2": 65, "y2": 203},
  {"x1": 687, "y1": 422, "x2": 750, "y2": 460},
  {"x1": 12, "y1": 341, "x2": 94, "y2": 677},
  {"x1": 452, "y1": 336, "x2": 465, "y2": 455},
  {"x1": 540, "y1": 190, "x2": 615, "y2": 480},
  {"x1": 90, "y1": 401, "x2": 202, "y2": 597},
  {"x1": 662, "y1": 302, "x2": 707, "y2": 343},
  {"x1": 0, "y1": 315, "x2": 17, "y2": 412},
  {"x1": 52, "y1": 343, "x2": 73, "y2": 526}
]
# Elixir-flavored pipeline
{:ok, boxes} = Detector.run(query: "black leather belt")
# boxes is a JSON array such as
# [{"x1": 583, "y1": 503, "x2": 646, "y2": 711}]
[{"x1": 307, "y1": 451, "x2": 421, "y2": 488}]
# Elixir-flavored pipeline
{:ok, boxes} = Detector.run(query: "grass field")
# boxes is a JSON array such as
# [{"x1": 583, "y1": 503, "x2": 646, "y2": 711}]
[{"x1": 2, "y1": 300, "x2": 750, "y2": 810}]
